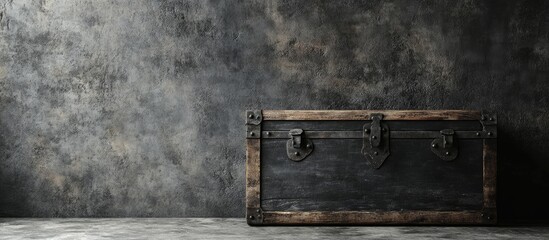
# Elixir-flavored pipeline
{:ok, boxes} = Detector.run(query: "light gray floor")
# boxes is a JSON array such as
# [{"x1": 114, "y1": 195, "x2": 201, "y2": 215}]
[{"x1": 1, "y1": 218, "x2": 548, "y2": 240}]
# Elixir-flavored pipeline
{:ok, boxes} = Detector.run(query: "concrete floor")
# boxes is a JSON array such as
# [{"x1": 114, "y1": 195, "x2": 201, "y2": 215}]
[{"x1": 0, "y1": 218, "x2": 548, "y2": 240}]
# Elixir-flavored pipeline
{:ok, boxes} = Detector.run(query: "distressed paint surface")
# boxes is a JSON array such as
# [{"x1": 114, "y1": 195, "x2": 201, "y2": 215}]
[
  {"x1": 0, "y1": 0, "x2": 548, "y2": 222},
  {"x1": 261, "y1": 138, "x2": 484, "y2": 212}
]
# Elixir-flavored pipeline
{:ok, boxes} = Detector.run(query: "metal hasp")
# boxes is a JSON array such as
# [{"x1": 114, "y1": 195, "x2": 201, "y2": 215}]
[
  {"x1": 431, "y1": 129, "x2": 458, "y2": 161},
  {"x1": 286, "y1": 129, "x2": 314, "y2": 161},
  {"x1": 362, "y1": 113, "x2": 390, "y2": 169}
]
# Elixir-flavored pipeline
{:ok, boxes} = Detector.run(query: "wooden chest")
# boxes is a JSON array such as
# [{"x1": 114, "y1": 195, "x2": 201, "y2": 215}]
[{"x1": 245, "y1": 110, "x2": 497, "y2": 225}]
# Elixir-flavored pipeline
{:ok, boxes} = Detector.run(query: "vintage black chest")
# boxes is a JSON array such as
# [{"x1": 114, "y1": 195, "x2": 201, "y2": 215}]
[{"x1": 246, "y1": 110, "x2": 497, "y2": 225}]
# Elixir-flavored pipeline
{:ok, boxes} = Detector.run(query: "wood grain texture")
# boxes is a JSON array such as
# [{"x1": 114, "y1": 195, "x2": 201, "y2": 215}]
[
  {"x1": 483, "y1": 139, "x2": 497, "y2": 223},
  {"x1": 261, "y1": 139, "x2": 483, "y2": 212},
  {"x1": 262, "y1": 110, "x2": 481, "y2": 121},
  {"x1": 262, "y1": 120, "x2": 482, "y2": 131},
  {"x1": 262, "y1": 211, "x2": 483, "y2": 225},
  {"x1": 246, "y1": 139, "x2": 261, "y2": 209}
]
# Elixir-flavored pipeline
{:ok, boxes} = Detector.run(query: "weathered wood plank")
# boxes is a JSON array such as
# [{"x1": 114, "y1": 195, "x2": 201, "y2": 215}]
[
  {"x1": 262, "y1": 120, "x2": 482, "y2": 131},
  {"x1": 483, "y1": 139, "x2": 497, "y2": 223},
  {"x1": 262, "y1": 110, "x2": 481, "y2": 121},
  {"x1": 263, "y1": 211, "x2": 484, "y2": 225},
  {"x1": 261, "y1": 139, "x2": 483, "y2": 212},
  {"x1": 246, "y1": 139, "x2": 261, "y2": 209}
]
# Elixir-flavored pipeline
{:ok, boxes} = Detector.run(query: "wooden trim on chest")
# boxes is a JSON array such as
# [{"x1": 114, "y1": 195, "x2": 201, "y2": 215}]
[
  {"x1": 482, "y1": 138, "x2": 498, "y2": 224},
  {"x1": 261, "y1": 211, "x2": 487, "y2": 225},
  {"x1": 262, "y1": 110, "x2": 481, "y2": 121}
]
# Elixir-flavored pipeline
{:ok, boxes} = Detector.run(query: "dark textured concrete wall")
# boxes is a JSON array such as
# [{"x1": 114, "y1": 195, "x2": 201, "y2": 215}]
[{"x1": 0, "y1": 0, "x2": 548, "y2": 222}]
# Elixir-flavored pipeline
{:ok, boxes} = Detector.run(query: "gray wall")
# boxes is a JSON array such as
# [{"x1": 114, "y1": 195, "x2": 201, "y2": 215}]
[{"x1": 0, "y1": 0, "x2": 548, "y2": 222}]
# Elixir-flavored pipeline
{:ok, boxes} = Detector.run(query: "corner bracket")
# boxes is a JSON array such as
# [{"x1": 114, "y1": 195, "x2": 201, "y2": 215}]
[
  {"x1": 246, "y1": 110, "x2": 262, "y2": 139},
  {"x1": 246, "y1": 207, "x2": 264, "y2": 225},
  {"x1": 480, "y1": 111, "x2": 497, "y2": 138}
]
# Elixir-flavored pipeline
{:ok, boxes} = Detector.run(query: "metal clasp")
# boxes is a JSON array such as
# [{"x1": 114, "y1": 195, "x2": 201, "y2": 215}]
[
  {"x1": 362, "y1": 113, "x2": 390, "y2": 169},
  {"x1": 290, "y1": 129, "x2": 303, "y2": 148},
  {"x1": 286, "y1": 129, "x2": 313, "y2": 161},
  {"x1": 431, "y1": 129, "x2": 459, "y2": 161},
  {"x1": 441, "y1": 129, "x2": 454, "y2": 148}
]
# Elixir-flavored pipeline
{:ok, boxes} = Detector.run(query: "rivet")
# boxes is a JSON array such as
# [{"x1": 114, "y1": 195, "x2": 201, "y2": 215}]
[
  {"x1": 489, "y1": 117, "x2": 493, "y2": 121},
  {"x1": 445, "y1": 151, "x2": 450, "y2": 155},
  {"x1": 481, "y1": 115, "x2": 486, "y2": 121},
  {"x1": 365, "y1": 129, "x2": 369, "y2": 133},
  {"x1": 306, "y1": 144, "x2": 311, "y2": 148},
  {"x1": 372, "y1": 136, "x2": 377, "y2": 139},
  {"x1": 487, "y1": 216, "x2": 491, "y2": 220},
  {"x1": 250, "y1": 132, "x2": 254, "y2": 136},
  {"x1": 487, "y1": 132, "x2": 492, "y2": 136},
  {"x1": 249, "y1": 215, "x2": 254, "y2": 220},
  {"x1": 294, "y1": 152, "x2": 300, "y2": 156},
  {"x1": 256, "y1": 209, "x2": 260, "y2": 213},
  {"x1": 476, "y1": 132, "x2": 481, "y2": 136},
  {"x1": 432, "y1": 143, "x2": 437, "y2": 148},
  {"x1": 374, "y1": 151, "x2": 378, "y2": 155},
  {"x1": 249, "y1": 114, "x2": 254, "y2": 119},
  {"x1": 481, "y1": 213, "x2": 485, "y2": 217},
  {"x1": 265, "y1": 132, "x2": 270, "y2": 136}
]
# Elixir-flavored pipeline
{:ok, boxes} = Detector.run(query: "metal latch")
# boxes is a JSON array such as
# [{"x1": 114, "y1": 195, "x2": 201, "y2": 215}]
[
  {"x1": 430, "y1": 129, "x2": 458, "y2": 161},
  {"x1": 362, "y1": 113, "x2": 390, "y2": 169},
  {"x1": 286, "y1": 129, "x2": 314, "y2": 161}
]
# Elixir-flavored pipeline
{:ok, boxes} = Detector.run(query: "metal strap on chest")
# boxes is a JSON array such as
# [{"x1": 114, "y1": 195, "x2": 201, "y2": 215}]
[{"x1": 275, "y1": 112, "x2": 496, "y2": 169}]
